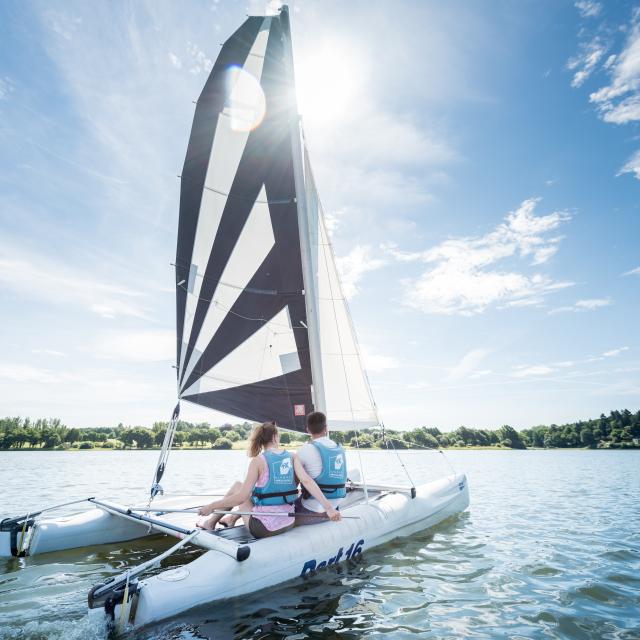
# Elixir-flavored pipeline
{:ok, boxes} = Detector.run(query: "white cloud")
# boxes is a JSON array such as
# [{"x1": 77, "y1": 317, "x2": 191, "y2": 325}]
[
  {"x1": 45, "y1": 10, "x2": 82, "y2": 40},
  {"x1": 549, "y1": 298, "x2": 612, "y2": 314},
  {"x1": 390, "y1": 198, "x2": 573, "y2": 316},
  {"x1": 336, "y1": 245, "x2": 386, "y2": 299},
  {"x1": 447, "y1": 348, "x2": 490, "y2": 381},
  {"x1": 602, "y1": 346, "x2": 629, "y2": 357},
  {"x1": 168, "y1": 52, "x2": 182, "y2": 69},
  {"x1": 568, "y1": 38, "x2": 607, "y2": 88},
  {"x1": 618, "y1": 149, "x2": 640, "y2": 180},
  {"x1": 623, "y1": 266, "x2": 640, "y2": 276},
  {"x1": 0, "y1": 246, "x2": 148, "y2": 320},
  {"x1": 513, "y1": 365, "x2": 554, "y2": 378},
  {"x1": 0, "y1": 77, "x2": 13, "y2": 101},
  {"x1": 186, "y1": 42, "x2": 213, "y2": 75},
  {"x1": 93, "y1": 330, "x2": 174, "y2": 362},
  {"x1": 31, "y1": 349, "x2": 67, "y2": 357},
  {"x1": 360, "y1": 347, "x2": 400, "y2": 373},
  {"x1": 0, "y1": 365, "x2": 60, "y2": 384},
  {"x1": 589, "y1": 14, "x2": 640, "y2": 124},
  {"x1": 575, "y1": 1, "x2": 602, "y2": 18},
  {"x1": 575, "y1": 298, "x2": 611, "y2": 309}
]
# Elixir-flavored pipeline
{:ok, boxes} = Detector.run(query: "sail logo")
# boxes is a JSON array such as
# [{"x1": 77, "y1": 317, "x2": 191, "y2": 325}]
[{"x1": 294, "y1": 404, "x2": 305, "y2": 416}]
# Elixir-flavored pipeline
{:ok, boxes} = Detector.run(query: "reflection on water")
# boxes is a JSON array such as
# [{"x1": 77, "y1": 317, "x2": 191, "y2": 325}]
[{"x1": 1, "y1": 449, "x2": 639, "y2": 639}]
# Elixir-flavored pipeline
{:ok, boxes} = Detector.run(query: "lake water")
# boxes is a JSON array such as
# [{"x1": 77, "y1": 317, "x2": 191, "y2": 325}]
[{"x1": 0, "y1": 449, "x2": 638, "y2": 639}]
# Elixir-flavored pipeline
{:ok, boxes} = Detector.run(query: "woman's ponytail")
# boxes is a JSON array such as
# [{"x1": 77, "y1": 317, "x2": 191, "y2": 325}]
[{"x1": 248, "y1": 422, "x2": 278, "y2": 457}]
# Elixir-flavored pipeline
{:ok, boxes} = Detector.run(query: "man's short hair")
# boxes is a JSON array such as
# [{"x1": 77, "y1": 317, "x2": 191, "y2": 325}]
[{"x1": 306, "y1": 411, "x2": 327, "y2": 435}]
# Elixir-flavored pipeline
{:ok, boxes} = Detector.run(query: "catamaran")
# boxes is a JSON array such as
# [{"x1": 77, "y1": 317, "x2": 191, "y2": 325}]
[{"x1": 0, "y1": 6, "x2": 469, "y2": 632}]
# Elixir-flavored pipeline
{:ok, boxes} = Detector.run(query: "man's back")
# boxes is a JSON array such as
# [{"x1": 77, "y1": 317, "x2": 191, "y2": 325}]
[{"x1": 297, "y1": 436, "x2": 345, "y2": 512}]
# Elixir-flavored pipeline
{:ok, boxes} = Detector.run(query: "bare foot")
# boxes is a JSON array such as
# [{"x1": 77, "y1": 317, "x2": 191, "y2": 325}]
[
  {"x1": 218, "y1": 514, "x2": 240, "y2": 528},
  {"x1": 196, "y1": 516, "x2": 218, "y2": 530}
]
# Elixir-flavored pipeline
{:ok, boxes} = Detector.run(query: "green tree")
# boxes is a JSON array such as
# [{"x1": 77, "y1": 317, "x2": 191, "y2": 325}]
[
  {"x1": 212, "y1": 437, "x2": 233, "y2": 449},
  {"x1": 580, "y1": 426, "x2": 595, "y2": 448}
]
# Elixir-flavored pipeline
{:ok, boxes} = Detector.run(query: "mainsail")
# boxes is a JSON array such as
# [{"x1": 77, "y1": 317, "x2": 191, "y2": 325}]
[{"x1": 174, "y1": 6, "x2": 378, "y2": 432}]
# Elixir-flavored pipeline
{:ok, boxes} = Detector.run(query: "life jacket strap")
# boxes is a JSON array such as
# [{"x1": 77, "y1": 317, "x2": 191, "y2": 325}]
[
  {"x1": 301, "y1": 482, "x2": 345, "y2": 499},
  {"x1": 252, "y1": 488, "x2": 298, "y2": 500}
]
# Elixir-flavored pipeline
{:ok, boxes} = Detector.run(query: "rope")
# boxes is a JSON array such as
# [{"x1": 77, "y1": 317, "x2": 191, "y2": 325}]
[
  {"x1": 176, "y1": 282, "x2": 307, "y2": 330},
  {"x1": 313, "y1": 191, "x2": 370, "y2": 500},
  {"x1": 174, "y1": 267, "x2": 303, "y2": 298},
  {"x1": 382, "y1": 422, "x2": 416, "y2": 490},
  {"x1": 149, "y1": 403, "x2": 181, "y2": 503}
]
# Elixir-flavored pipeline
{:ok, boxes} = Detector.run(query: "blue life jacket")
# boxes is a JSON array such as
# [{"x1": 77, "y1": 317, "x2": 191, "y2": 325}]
[
  {"x1": 251, "y1": 450, "x2": 298, "y2": 506},
  {"x1": 308, "y1": 440, "x2": 347, "y2": 499}
]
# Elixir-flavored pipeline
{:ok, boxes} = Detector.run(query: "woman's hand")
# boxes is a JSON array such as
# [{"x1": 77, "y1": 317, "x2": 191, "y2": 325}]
[
  {"x1": 326, "y1": 506, "x2": 342, "y2": 522},
  {"x1": 198, "y1": 503, "x2": 214, "y2": 516}
]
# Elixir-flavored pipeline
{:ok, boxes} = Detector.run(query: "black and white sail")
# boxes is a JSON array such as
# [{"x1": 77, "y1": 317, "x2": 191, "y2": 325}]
[{"x1": 175, "y1": 7, "x2": 378, "y2": 432}]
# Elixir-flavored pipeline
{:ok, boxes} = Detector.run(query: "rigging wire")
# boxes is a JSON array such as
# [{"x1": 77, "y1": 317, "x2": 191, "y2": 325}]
[
  {"x1": 314, "y1": 180, "x2": 370, "y2": 501},
  {"x1": 176, "y1": 282, "x2": 307, "y2": 330},
  {"x1": 381, "y1": 421, "x2": 416, "y2": 490}
]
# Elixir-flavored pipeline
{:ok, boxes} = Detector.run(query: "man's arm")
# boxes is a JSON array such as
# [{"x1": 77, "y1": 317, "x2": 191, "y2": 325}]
[{"x1": 293, "y1": 455, "x2": 341, "y2": 521}]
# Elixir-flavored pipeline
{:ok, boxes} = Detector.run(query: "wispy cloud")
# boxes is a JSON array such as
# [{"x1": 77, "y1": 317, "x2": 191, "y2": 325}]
[
  {"x1": 589, "y1": 11, "x2": 640, "y2": 124},
  {"x1": 568, "y1": 37, "x2": 607, "y2": 88},
  {"x1": 388, "y1": 198, "x2": 573, "y2": 316},
  {"x1": 447, "y1": 348, "x2": 491, "y2": 381},
  {"x1": 575, "y1": 1, "x2": 602, "y2": 19},
  {"x1": 31, "y1": 349, "x2": 67, "y2": 357},
  {"x1": 336, "y1": 245, "x2": 386, "y2": 299},
  {"x1": 513, "y1": 365, "x2": 554, "y2": 378},
  {"x1": 360, "y1": 346, "x2": 400, "y2": 373},
  {"x1": 0, "y1": 246, "x2": 148, "y2": 319},
  {"x1": 602, "y1": 346, "x2": 629, "y2": 357},
  {"x1": 93, "y1": 330, "x2": 174, "y2": 362},
  {"x1": 618, "y1": 148, "x2": 640, "y2": 180},
  {"x1": 622, "y1": 265, "x2": 640, "y2": 276},
  {"x1": 549, "y1": 298, "x2": 612, "y2": 314},
  {"x1": 0, "y1": 365, "x2": 60, "y2": 384},
  {"x1": 186, "y1": 41, "x2": 213, "y2": 75},
  {"x1": 0, "y1": 76, "x2": 13, "y2": 101},
  {"x1": 168, "y1": 51, "x2": 182, "y2": 70},
  {"x1": 45, "y1": 10, "x2": 82, "y2": 41},
  {"x1": 513, "y1": 346, "x2": 630, "y2": 379}
]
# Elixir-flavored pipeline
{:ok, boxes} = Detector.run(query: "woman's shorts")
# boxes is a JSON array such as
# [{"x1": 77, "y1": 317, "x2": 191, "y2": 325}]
[{"x1": 248, "y1": 515, "x2": 295, "y2": 538}]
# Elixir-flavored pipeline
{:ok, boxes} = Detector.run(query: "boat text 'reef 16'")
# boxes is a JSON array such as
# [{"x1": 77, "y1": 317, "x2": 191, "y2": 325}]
[{"x1": 0, "y1": 6, "x2": 469, "y2": 633}]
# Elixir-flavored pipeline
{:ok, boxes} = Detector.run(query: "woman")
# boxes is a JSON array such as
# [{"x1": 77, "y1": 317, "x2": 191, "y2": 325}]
[{"x1": 197, "y1": 421, "x2": 341, "y2": 538}]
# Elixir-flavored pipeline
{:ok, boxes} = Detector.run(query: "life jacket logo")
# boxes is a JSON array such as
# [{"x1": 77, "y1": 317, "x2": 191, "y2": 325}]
[
  {"x1": 334, "y1": 454, "x2": 344, "y2": 471},
  {"x1": 279, "y1": 458, "x2": 292, "y2": 476}
]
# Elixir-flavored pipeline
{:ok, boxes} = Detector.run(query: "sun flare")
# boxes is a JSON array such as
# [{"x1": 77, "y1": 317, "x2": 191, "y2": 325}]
[{"x1": 295, "y1": 43, "x2": 363, "y2": 125}]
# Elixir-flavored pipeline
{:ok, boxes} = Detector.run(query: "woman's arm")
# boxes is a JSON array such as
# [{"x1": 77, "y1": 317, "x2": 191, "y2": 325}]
[
  {"x1": 198, "y1": 458, "x2": 260, "y2": 515},
  {"x1": 293, "y1": 456, "x2": 341, "y2": 521}
]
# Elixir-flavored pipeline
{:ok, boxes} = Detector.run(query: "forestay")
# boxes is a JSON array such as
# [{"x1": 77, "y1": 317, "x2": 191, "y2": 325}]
[{"x1": 174, "y1": 10, "x2": 378, "y2": 433}]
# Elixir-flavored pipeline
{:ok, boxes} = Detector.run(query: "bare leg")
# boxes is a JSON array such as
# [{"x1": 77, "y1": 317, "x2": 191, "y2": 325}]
[{"x1": 197, "y1": 481, "x2": 242, "y2": 530}]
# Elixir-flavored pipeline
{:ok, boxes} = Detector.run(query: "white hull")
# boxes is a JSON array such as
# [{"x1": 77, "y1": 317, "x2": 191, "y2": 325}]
[
  {"x1": 0, "y1": 494, "x2": 216, "y2": 558},
  {"x1": 117, "y1": 473, "x2": 469, "y2": 629}
]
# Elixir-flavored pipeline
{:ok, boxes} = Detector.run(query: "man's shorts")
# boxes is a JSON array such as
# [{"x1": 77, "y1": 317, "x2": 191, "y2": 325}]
[{"x1": 293, "y1": 496, "x2": 328, "y2": 526}]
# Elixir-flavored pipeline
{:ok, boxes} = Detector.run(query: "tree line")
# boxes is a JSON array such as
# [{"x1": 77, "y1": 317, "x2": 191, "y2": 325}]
[{"x1": 0, "y1": 409, "x2": 638, "y2": 451}]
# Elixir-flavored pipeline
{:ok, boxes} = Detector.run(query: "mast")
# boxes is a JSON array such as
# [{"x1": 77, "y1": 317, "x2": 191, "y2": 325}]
[{"x1": 280, "y1": 5, "x2": 326, "y2": 414}]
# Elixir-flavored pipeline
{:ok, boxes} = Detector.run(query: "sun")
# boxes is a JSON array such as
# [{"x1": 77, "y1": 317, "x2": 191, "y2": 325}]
[{"x1": 295, "y1": 43, "x2": 363, "y2": 126}]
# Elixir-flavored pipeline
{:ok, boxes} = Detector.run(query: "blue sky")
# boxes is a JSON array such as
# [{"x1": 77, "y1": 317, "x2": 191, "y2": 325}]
[{"x1": 0, "y1": 0, "x2": 638, "y2": 430}]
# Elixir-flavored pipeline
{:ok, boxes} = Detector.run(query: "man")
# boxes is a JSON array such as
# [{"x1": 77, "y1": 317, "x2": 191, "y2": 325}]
[{"x1": 294, "y1": 411, "x2": 347, "y2": 525}]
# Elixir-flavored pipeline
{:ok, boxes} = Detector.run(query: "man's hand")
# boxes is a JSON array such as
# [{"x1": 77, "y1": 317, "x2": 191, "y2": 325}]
[
  {"x1": 198, "y1": 504, "x2": 214, "y2": 516},
  {"x1": 326, "y1": 506, "x2": 342, "y2": 522}
]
